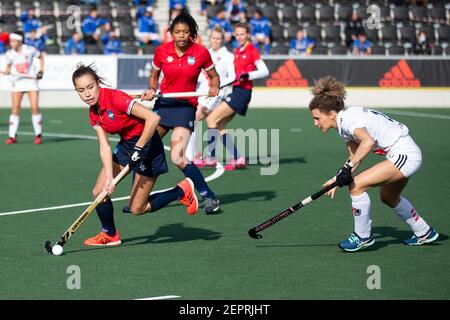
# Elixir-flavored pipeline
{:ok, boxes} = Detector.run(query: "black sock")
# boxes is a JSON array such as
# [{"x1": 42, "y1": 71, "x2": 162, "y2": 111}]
[
  {"x1": 149, "y1": 186, "x2": 184, "y2": 212},
  {"x1": 181, "y1": 164, "x2": 215, "y2": 198},
  {"x1": 222, "y1": 133, "x2": 240, "y2": 160},
  {"x1": 95, "y1": 199, "x2": 116, "y2": 236}
]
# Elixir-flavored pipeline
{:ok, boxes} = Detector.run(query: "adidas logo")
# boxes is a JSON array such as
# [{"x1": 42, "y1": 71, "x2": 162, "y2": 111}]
[
  {"x1": 379, "y1": 60, "x2": 421, "y2": 88},
  {"x1": 266, "y1": 59, "x2": 308, "y2": 87}
]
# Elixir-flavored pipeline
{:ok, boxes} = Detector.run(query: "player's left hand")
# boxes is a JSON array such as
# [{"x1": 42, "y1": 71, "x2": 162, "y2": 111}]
[
  {"x1": 129, "y1": 145, "x2": 143, "y2": 167},
  {"x1": 238, "y1": 73, "x2": 249, "y2": 82},
  {"x1": 36, "y1": 70, "x2": 44, "y2": 80}
]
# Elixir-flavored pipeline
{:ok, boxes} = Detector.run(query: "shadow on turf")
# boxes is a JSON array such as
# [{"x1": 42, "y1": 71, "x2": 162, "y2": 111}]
[
  {"x1": 252, "y1": 226, "x2": 447, "y2": 251},
  {"x1": 121, "y1": 190, "x2": 277, "y2": 212},
  {"x1": 63, "y1": 223, "x2": 222, "y2": 254},
  {"x1": 121, "y1": 222, "x2": 222, "y2": 246},
  {"x1": 370, "y1": 226, "x2": 447, "y2": 250},
  {"x1": 277, "y1": 157, "x2": 307, "y2": 165}
]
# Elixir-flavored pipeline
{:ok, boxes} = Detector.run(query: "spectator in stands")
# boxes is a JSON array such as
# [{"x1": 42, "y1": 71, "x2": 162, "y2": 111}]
[
  {"x1": 345, "y1": 11, "x2": 363, "y2": 47},
  {"x1": 82, "y1": 8, "x2": 110, "y2": 44},
  {"x1": 136, "y1": 6, "x2": 161, "y2": 50},
  {"x1": 102, "y1": 31, "x2": 123, "y2": 55},
  {"x1": 209, "y1": 7, "x2": 233, "y2": 43},
  {"x1": 64, "y1": 32, "x2": 87, "y2": 55},
  {"x1": 169, "y1": 0, "x2": 187, "y2": 18},
  {"x1": 352, "y1": 33, "x2": 372, "y2": 55},
  {"x1": 290, "y1": 29, "x2": 315, "y2": 56},
  {"x1": 21, "y1": 8, "x2": 41, "y2": 34},
  {"x1": 0, "y1": 41, "x2": 6, "y2": 54},
  {"x1": 414, "y1": 30, "x2": 431, "y2": 55},
  {"x1": 249, "y1": 9, "x2": 271, "y2": 55},
  {"x1": 201, "y1": 0, "x2": 227, "y2": 16},
  {"x1": 226, "y1": 0, "x2": 247, "y2": 24},
  {"x1": 170, "y1": 0, "x2": 187, "y2": 10},
  {"x1": 25, "y1": 29, "x2": 46, "y2": 53},
  {"x1": 0, "y1": 25, "x2": 9, "y2": 47}
]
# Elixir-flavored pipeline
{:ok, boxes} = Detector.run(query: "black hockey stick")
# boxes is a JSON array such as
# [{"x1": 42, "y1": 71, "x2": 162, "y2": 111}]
[{"x1": 248, "y1": 181, "x2": 340, "y2": 239}]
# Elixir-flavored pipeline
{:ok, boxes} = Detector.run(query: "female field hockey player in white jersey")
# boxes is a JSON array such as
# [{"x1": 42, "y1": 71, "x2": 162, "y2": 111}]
[
  {"x1": 309, "y1": 76, "x2": 438, "y2": 252},
  {"x1": 0, "y1": 31, "x2": 44, "y2": 145},
  {"x1": 185, "y1": 25, "x2": 235, "y2": 166}
]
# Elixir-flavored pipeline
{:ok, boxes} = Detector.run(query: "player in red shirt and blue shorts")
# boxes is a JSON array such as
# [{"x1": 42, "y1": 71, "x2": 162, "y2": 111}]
[
  {"x1": 141, "y1": 11, "x2": 221, "y2": 214},
  {"x1": 72, "y1": 64, "x2": 198, "y2": 247},
  {"x1": 205, "y1": 22, "x2": 269, "y2": 170}
]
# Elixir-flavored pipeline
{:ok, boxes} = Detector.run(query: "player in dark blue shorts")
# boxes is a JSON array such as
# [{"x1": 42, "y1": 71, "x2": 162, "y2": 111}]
[
  {"x1": 72, "y1": 63, "x2": 198, "y2": 247},
  {"x1": 141, "y1": 11, "x2": 222, "y2": 214}
]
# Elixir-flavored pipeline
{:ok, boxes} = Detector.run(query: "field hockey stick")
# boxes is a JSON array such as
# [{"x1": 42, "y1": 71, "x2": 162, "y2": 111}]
[
  {"x1": 132, "y1": 91, "x2": 209, "y2": 100},
  {"x1": 248, "y1": 181, "x2": 340, "y2": 239},
  {"x1": 44, "y1": 165, "x2": 131, "y2": 254},
  {"x1": 132, "y1": 80, "x2": 237, "y2": 100}
]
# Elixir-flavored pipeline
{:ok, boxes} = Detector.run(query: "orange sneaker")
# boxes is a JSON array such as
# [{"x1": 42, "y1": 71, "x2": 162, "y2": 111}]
[
  {"x1": 177, "y1": 178, "x2": 198, "y2": 215},
  {"x1": 34, "y1": 135, "x2": 42, "y2": 145},
  {"x1": 83, "y1": 230, "x2": 121, "y2": 247},
  {"x1": 5, "y1": 137, "x2": 17, "y2": 145}
]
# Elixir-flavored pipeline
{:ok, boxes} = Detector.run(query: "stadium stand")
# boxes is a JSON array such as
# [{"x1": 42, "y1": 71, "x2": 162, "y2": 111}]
[{"x1": 0, "y1": 0, "x2": 448, "y2": 56}]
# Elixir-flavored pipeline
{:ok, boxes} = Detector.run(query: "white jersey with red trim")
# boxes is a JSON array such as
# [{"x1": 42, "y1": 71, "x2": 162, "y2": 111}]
[
  {"x1": 197, "y1": 46, "x2": 235, "y2": 93},
  {"x1": 5, "y1": 44, "x2": 40, "y2": 77},
  {"x1": 336, "y1": 106, "x2": 409, "y2": 152},
  {"x1": 197, "y1": 46, "x2": 235, "y2": 109}
]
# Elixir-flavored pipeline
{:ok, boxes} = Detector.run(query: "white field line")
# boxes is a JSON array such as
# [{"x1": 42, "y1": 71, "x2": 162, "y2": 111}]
[
  {"x1": 135, "y1": 295, "x2": 181, "y2": 300},
  {"x1": 0, "y1": 131, "x2": 224, "y2": 217},
  {"x1": 384, "y1": 110, "x2": 450, "y2": 120}
]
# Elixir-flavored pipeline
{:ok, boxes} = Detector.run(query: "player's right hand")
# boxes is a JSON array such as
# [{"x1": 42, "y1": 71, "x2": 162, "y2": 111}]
[
  {"x1": 141, "y1": 88, "x2": 156, "y2": 101},
  {"x1": 336, "y1": 164, "x2": 354, "y2": 187}
]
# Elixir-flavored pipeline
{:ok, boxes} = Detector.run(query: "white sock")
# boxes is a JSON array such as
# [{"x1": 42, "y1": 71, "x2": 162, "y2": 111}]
[
  {"x1": 9, "y1": 114, "x2": 20, "y2": 138},
  {"x1": 393, "y1": 197, "x2": 430, "y2": 236},
  {"x1": 32, "y1": 113, "x2": 42, "y2": 136},
  {"x1": 351, "y1": 192, "x2": 372, "y2": 239}
]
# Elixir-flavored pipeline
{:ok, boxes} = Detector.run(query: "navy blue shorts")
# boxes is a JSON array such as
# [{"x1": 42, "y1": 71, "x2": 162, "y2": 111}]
[
  {"x1": 153, "y1": 98, "x2": 196, "y2": 130},
  {"x1": 112, "y1": 134, "x2": 168, "y2": 178},
  {"x1": 224, "y1": 86, "x2": 252, "y2": 116}
]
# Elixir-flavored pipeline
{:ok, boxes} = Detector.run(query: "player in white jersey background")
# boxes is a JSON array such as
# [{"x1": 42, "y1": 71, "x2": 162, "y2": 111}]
[
  {"x1": 308, "y1": 76, "x2": 438, "y2": 252},
  {"x1": 0, "y1": 31, "x2": 44, "y2": 145},
  {"x1": 185, "y1": 25, "x2": 235, "y2": 166}
]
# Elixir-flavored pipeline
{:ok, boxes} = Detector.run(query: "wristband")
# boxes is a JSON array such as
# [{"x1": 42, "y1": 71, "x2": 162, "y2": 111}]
[{"x1": 345, "y1": 159, "x2": 355, "y2": 168}]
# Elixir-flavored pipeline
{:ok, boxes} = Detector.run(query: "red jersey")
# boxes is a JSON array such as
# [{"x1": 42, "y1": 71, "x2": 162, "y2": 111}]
[
  {"x1": 233, "y1": 42, "x2": 260, "y2": 90},
  {"x1": 89, "y1": 87, "x2": 144, "y2": 140},
  {"x1": 152, "y1": 40, "x2": 215, "y2": 107},
  {"x1": 0, "y1": 32, "x2": 9, "y2": 45}
]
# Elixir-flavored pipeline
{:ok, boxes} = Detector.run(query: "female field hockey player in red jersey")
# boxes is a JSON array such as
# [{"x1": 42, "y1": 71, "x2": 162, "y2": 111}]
[
  {"x1": 72, "y1": 64, "x2": 198, "y2": 247},
  {"x1": 141, "y1": 11, "x2": 221, "y2": 214}
]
